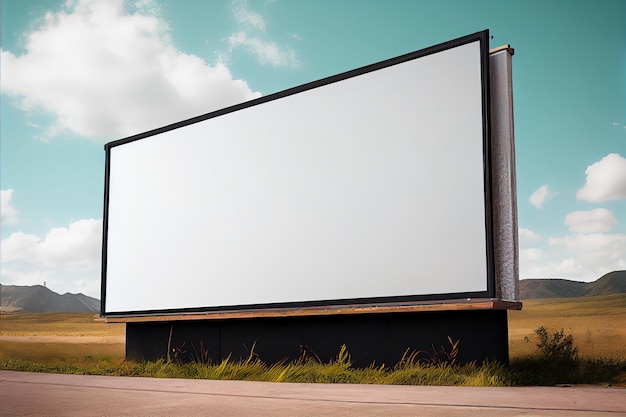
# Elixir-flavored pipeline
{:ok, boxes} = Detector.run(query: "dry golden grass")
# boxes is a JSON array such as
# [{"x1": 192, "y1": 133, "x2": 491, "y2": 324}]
[
  {"x1": 508, "y1": 294, "x2": 626, "y2": 359},
  {"x1": 1, "y1": 295, "x2": 625, "y2": 364},
  {"x1": 0, "y1": 341, "x2": 125, "y2": 362},
  {"x1": 0, "y1": 313, "x2": 126, "y2": 363},
  {"x1": 0, "y1": 313, "x2": 124, "y2": 337}
]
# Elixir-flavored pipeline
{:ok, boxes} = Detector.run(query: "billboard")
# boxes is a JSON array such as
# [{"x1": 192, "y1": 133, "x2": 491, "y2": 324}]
[{"x1": 102, "y1": 30, "x2": 510, "y2": 317}]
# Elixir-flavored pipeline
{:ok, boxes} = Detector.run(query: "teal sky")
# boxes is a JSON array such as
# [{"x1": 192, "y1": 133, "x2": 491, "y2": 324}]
[{"x1": 1, "y1": 0, "x2": 625, "y2": 298}]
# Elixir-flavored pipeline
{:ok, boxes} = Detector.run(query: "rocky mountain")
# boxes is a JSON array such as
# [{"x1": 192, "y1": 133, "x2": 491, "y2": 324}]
[
  {"x1": 520, "y1": 270, "x2": 626, "y2": 299},
  {"x1": 0, "y1": 285, "x2": 100, "y2": 313}
]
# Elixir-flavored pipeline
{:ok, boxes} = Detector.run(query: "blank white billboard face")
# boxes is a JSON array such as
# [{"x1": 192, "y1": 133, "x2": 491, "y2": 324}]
[{"x1": 102, "y1": 31, "x2": 492, "y2": 315}]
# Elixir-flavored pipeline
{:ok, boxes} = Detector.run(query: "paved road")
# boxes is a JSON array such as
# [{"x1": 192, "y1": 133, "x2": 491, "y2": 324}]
[{"x1": 1, "y1": 370, "x2": 625, "y2": 417}]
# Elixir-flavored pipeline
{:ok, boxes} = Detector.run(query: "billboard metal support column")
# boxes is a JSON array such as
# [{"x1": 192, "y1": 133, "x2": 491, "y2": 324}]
[{"x1": 490, "y1": 46, "x2": 519, "y2": 302}]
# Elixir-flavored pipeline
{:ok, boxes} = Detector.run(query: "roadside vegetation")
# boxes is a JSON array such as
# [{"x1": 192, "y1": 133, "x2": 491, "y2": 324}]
[
  {"x1": 507, "y1": 294, "x2": 626, "y2": 359},
  {"x1": 1, "y1": 295, "x2": 625, "y2": 387},
  {"x1": 1, "y1": 334, "x2": 624, "y2": 386}
]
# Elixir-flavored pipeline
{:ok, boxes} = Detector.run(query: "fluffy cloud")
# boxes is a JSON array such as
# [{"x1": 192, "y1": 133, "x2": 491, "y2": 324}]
[
  {"x1": 521, "y1": 258, "x2": 586, "y2": 279},
  {"x1": 1, "y1": 189, "x2": 20, "y2": 226},
  {"x1": 518, "y1": 227, "x2": 542, "y2": 244},
  {"x1": 576, "y1": 153, "x2": 626, "y2": 202},
  {"x1": 232, "y1": 1, "x2": 267, "y2": 32},
  {"x1": 1, "y1": 219, "x2": 102, "y2": 297},
  {"x1": 520, "y1": 232, "x2": 626, "y2": 281},
  {"x1": 520, "y1": 208, "x2": 625, "y2": 281},
  {"x1": 227, "y1": 31, "x2": 299, "y2": 68},
  {"x1": 549, "y1": 233, "x2": 626, "y2": 279},
  {"x1": 0, "y1": 0, "x2": 260, "y2": 141},
  {"x1": 226, "y1": 1, "x2": 299, "y2": 68},
  {"x1": 520, "y1": 247, "x2": 542, "y2": 262},
  {"x1": 564, "y1": 208, "x2": 617, "y2": 233},
  {"x1": 521, "y1": 155, "x2": 626, "y2": 282},
  {"x1": 529, "y1": 184, "x2": 554, "y2": 208},
  {"x1": 548, "y1": 233, "x2": 626, "y2": 260}
]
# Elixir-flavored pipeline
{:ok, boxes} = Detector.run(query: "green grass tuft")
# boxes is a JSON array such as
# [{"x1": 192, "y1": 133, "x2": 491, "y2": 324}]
[{"x1": 3, "y1": 343, "x2": 623, "y2": 387}]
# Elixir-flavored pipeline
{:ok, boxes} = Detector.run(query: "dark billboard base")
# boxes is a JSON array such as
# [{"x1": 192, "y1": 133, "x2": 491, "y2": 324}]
[{"x1": 126, "y1": 310, "x2": 509, "y2": 367}]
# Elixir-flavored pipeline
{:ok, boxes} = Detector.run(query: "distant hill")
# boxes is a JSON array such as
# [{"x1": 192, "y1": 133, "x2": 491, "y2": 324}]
[
  {"x1": 0, "y1": 285, "x2": 100, "y2": 313},
  {"x1": 520, "y1": 270, "x2": 626, "y2": 299},
  {"x1": 2, "y1": 272, "x2": 625, "y2": 310}
]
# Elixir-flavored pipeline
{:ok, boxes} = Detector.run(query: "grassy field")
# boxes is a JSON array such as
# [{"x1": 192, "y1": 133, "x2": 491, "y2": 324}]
[
  {"x1": 0, "y1": 341, "x2": 125, "y2": 363},
  {"x1": 0, "y1": 313, "x2": 124, "y2": 337},
  {"x1": 1, "y1": 296, "x2": 625, "y2": 361},
  {"x1": 1, "y1": 295, "x2": 625, "y2": 385},
  {"x1": 508, "y1": 294, "x2": 626, "y2": 359},
  {"x1": 0, "y1": 313, "x2": 126, "y2": 363}
]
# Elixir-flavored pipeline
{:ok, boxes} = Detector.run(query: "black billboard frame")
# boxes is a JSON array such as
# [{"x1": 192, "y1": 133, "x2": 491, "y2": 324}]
[{"x1": 101, "y1": 29, "x2": 494, "y2": 318}]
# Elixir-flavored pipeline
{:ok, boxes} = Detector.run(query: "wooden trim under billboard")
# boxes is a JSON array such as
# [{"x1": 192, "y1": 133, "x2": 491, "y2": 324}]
[{"x1": 106, "y1": 299, "x2": 521, "y2": 323}]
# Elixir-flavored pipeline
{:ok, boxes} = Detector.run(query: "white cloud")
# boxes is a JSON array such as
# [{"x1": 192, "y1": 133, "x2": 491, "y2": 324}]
[
  {"x1": 522, "y1": 258, "x2": 585, "y2": 279},
  {"x1": 529, "y1": 184, "x2": 554, "y2": 208},
  {"x1": 576, "y1": 153, "x2": 626, "y2": 202},
  {"x1": 518, "y1": 227, "x2": 542, "y2": 243},
  {"x1": 1, "y1": 189, "x2": 20, "y2": 226},
  {"x1": 520, "y1": 232, "x2": 626, "y2": 281},
  {"x1": 227, "y1": 31, "x2": 299, "y2": 68},
  {"x1": 226, "y1": 1, "x2": 299, "y2": 68},
  {"x1": 0, "y1": 0, "x2": 260, "y2": 141},
  {"x1": 564, "y1": 208, "x2": 618, "y2": 233},
  {"x1": 521, "y1": 155, "x2": 626, "y2": 282},
  {"x1": 548, "y1": 233, "x2": 626, "y2": 260},
  {"x1": 1, "y1": 219, "x2": 102, "y2": 297},
  {"x1": 232, "y1": 1, "x2": 267, "y2": 32},
  {"x1": 520, "y1": 248, "x2": 542, "y2": 262}
]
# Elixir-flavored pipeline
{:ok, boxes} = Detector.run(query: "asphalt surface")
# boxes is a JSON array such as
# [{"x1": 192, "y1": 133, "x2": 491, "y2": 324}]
[{"x1": 1, "y1": 370, "x2": 625, "y2": 417}]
